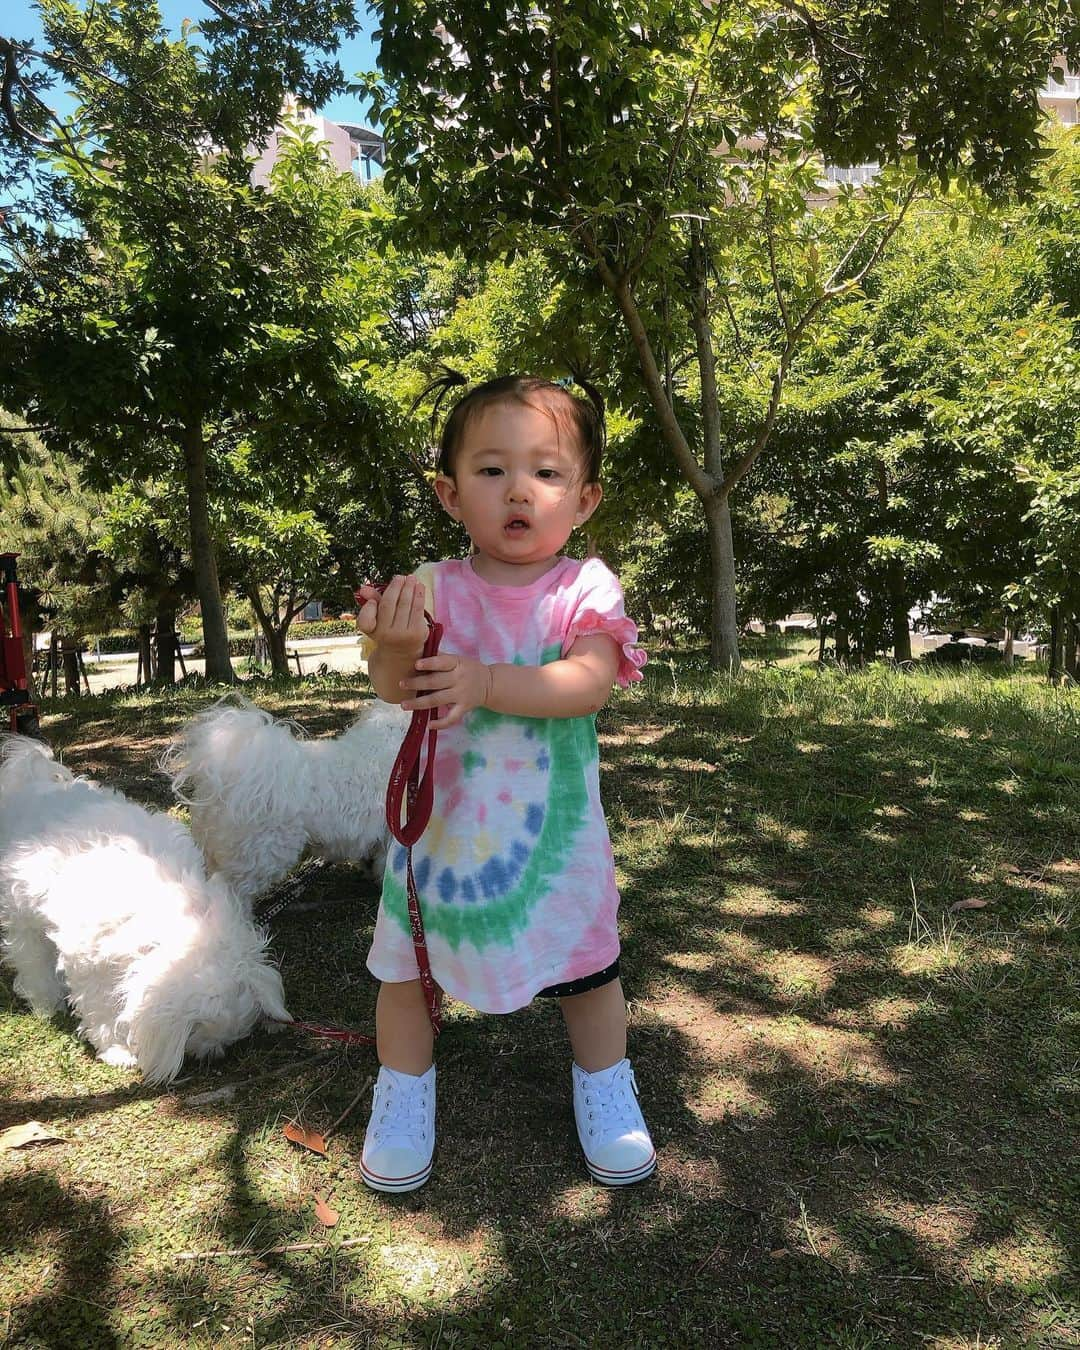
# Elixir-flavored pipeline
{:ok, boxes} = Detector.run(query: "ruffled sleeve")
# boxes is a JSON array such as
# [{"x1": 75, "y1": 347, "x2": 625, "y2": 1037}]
[
  {"x1": 358, "y1": 562, "x2": 437, "y2": 664},
  {"x1": 560, "y1": 557, "x2": 648, "y2": 688}
]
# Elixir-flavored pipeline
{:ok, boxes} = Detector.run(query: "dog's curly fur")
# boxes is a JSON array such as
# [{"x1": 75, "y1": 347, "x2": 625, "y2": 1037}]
[
  {"x1": 0, "y1": 736, "x2": 291, "y2": 1084},
  {"x1": 162, "y1": 695, "x2": 410, "y2": 906}
]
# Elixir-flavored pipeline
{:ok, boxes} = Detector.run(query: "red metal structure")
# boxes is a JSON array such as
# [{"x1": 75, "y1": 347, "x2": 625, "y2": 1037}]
[{"x1": 0, "y1": 552, "x2": 35, "y2": 732}]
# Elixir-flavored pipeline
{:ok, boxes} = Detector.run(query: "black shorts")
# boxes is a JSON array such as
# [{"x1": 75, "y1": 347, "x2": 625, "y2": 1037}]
[{"x1": 534, "y1": 957, "x2": 620, "y2": 999}]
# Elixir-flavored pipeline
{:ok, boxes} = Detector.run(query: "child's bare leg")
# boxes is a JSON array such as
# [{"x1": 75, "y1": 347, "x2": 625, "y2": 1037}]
[
  {"x1": 376, "y1": 978, "x2": 436, "y2": 1075},
  {"x1": 559, "y1": 978, "x2": 627, "y2": 1072}
]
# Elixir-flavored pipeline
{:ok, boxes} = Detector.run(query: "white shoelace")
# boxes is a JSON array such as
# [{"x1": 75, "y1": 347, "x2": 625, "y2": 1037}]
[
  {"x1": 369, "y1": 1076, "x2": 431, "y2": 1147},
  {"x1": 580, "y1": 1069, "x2": 645, "y2": 1142}
]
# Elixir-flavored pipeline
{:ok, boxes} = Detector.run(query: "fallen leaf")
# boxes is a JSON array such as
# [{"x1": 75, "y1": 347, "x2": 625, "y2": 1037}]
[
  {"x1": 283, "y1": 1122, "x2": 327, "y2": 1156},
  {"x1": 949, "y1": 899, "x2": 990, "y2": 912},
  {"x1": 314, "y1": 1194, "x2": 339, "y2": 1227},
  {"x1": 769, "y1": 1247, "x2": 789, "y2": 1259},
  {"x1": 0, "y1": 1121, "x2": 65, "y2": 1151}
]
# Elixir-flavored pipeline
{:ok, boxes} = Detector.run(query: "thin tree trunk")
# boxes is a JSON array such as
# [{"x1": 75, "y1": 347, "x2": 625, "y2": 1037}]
[
  {"x1": 248, "y1": 586, "x2": 292, "y2": 678},
  {"x1": 181, "y1": 421, "x2": 233, "y2": 683},
  {"x1": 60, "y1": 637, "x2": 79, "y2": 695},
  {"x1": 703, "y1": 492, "x2": 740, "y2": 672},
  {"x1": 136, "y1": 624, "x2": 153, "y2": 686},
  {"x1": 1002, "y1": 623, "x2": 1014, "y2": 669},
  {"x1": 1048, "y1": 606, "x2": 1062, "y2": 686},
  {"x1": 887, "y1": 559, "x2": 911, "y2": 663},
  {"x1": 1066, "y1": 615, "x2": 1079, "y2": 682},
  {"x1": 154, "y1": 605, "x2": 177, "y2": 686}
]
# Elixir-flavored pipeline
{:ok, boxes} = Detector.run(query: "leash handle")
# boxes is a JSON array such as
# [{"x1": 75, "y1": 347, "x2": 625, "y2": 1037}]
[{"x1": 358, "y1": 580, "x2": 444, "y2": 1037}]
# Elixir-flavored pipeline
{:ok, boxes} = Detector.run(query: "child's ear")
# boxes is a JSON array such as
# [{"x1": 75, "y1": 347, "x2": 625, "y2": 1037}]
[
  {"x1": 434, "y1": 473, "x2": 462, "y2": 520},
  {"x1": 574, "y1": 481, "x2": 603, "y2": 526}
]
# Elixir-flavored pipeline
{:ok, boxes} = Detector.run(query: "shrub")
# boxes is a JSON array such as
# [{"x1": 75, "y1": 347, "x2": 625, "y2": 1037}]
[{"x1": 288, "y1": 618, "x2": 358, "y2": 639}]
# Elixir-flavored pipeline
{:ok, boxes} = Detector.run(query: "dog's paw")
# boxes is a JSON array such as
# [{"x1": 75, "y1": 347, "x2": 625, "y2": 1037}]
[{"x1": 98, "y1": 1045, "x2": 138, "y2": 1069}]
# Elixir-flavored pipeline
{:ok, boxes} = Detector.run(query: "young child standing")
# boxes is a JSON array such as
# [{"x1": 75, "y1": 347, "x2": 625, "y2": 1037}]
[{"x1": 354, "y1": 374, "x2": 655, "y2": 1193}]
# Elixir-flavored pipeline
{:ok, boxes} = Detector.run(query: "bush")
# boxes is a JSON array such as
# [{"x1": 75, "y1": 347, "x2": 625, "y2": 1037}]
[
  {"x1": 288, "y1": 618, "x2": 357, "y2": 639},
  {"x1": 189, "y1": 636, "x2": 259, "y2": 659},
  {"x1": 87, "y1": 632, "x2": 139, "y2": 654}
]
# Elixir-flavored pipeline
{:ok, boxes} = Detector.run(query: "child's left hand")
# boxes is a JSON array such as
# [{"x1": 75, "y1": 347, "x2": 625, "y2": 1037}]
[{"x1": 399, "y1": 653, "x2": 493, "y2": 730}]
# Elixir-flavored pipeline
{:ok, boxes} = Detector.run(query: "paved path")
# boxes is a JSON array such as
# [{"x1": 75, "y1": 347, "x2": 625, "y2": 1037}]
[{"x1": 66, "y1": 635, "x2": 369, "y2": 696}]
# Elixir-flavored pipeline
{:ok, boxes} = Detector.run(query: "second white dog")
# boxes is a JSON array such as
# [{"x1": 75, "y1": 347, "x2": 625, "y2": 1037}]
[
  {"x1": 163, "y1": 696, "x2": 411, "y2": 906},
  {"x1": 0, "y1": 736, "x2": 291, "y2": 1084}
]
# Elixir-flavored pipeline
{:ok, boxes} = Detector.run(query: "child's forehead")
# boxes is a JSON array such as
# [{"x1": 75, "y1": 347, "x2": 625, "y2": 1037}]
[{"x1": 459, "y1": 395, "x2": 579, "y2": 454}]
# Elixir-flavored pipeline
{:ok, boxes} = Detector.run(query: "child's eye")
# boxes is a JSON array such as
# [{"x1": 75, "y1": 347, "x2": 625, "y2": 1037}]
[
  {"x1": 537, "y1": 469, "x2": 559, "y2": 479},
  {"x1": 478, "y1": 467, "x2": 502, "y2": 476}
]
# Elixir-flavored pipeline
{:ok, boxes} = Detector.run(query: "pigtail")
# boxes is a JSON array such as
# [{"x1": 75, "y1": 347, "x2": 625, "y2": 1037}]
[
  {"x1": 566, "y1": 361, "x2": 608, "y2": 460},
  {"x1": 408, "y1": 365, "x2": 470, "y2": 439}
]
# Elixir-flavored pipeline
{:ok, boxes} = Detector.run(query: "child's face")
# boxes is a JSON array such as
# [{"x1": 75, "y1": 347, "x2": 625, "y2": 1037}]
[{"x1": 434, "y1": 397, "x2": 602, "y2": 565}]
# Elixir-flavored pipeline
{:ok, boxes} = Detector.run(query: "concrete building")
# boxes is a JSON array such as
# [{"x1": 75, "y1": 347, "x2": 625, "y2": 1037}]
[{"x1": 250, "y1": 96, "x2": 385, "y2": 188}]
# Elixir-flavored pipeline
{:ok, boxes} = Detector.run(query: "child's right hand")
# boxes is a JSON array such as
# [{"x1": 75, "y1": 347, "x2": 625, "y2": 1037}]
[{"x1": 355, "y1": 576, "x2": 429, "y2": 656}]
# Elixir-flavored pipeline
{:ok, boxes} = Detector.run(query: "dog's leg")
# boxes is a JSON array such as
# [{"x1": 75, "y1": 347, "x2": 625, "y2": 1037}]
[
  {"x1": 97, "y1": 1044, "x2": 138, "y2": 1068},
  {"x1": 6, "y1": 930, "x2": 68, "y2": 1016}
]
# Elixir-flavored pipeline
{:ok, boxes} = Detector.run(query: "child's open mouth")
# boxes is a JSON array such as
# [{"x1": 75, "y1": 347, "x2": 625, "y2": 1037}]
[{"x1": 505, "y1": 518, "x2": 530, "y2": 534}]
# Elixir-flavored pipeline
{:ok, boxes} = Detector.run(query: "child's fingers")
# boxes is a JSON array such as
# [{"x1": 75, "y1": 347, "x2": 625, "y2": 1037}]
[
  {"x1": 356, "y1": 598, "x2": 379, "y2": 634},
  {"x1": 427, "y1": 704, "x2": 462, "y2": 731},
  {"x1": 414, "y1": 654, "x2": 456, "y2": 671}
]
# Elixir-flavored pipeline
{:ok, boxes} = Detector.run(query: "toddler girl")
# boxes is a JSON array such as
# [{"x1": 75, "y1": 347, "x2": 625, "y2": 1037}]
[{"x1": 354, "y1": 374, "x2": 655, "y2": 1193}]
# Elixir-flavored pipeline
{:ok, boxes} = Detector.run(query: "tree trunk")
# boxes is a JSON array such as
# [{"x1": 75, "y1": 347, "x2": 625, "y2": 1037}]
[
  {"x1": 60, "y1": 638, "x2": 80, "y2": 695},
  {"x1": 181, "y1": 421, "x2": 234, "y2": 683},
  {"x1": 1048, "y1": 606, "x2": 1062, "y2": 686},
  {"x1": 248, "y1": 586, "x2": 293, "y2": 678},
  {"x1": 703, "y1": 491, "x2": 741, "y2": 673},
  {"x1": 154, "y1": 605, "x2": 177, "y2": 686},
  {"x1": 268, "y1": 628, "x2": 289, "y2": 676},
  {"x1": 1066, "y1": 615, "x2": 1079, "y2": 682},
  {"x1": 887, "y1": 559, "x2": 912, "y2": 663},
  {"x1": 1002, "y1": 623, "x2": 1014, "y2": 669},
  {"x1": 137, "y1": 624, "x2": 153, "y2": 685}
]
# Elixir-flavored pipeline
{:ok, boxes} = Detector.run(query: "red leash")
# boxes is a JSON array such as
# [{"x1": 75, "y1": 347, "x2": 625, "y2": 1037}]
[{"x1": 285, "y1": 583, "x2": 443, "y2": 1049}]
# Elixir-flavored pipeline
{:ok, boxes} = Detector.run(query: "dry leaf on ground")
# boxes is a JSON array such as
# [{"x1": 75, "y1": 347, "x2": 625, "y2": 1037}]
[
  {"x1": 313, "y1": 1194, "x2": 339, "y2": 1227},
  {"x1": 950, "y1": 898, "x2": 991, "y2": 911},
  {"x1": 1, "y1": 1121, "x2": 66, "y2": 1151},
  {"x1": 283, "y1": 1122, "x2": 328, "y2": 1156}
]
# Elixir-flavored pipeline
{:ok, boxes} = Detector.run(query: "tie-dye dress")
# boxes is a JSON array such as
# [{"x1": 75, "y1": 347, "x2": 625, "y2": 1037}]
[{"x1": 364, "y1": 554, "x2": 647, "y2": 1014}]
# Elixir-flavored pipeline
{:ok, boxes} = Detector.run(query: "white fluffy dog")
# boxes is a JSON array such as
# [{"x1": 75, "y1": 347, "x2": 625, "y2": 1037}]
[
  {"x1": 163, "y1": 696, "x2": 410, "y2": 907},
  {"x1": 0, "y1": 736, "x2": 291, "y2": 1084}
]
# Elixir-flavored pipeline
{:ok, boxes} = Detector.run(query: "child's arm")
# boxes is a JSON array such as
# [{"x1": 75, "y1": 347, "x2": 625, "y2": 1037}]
[{"x1": 399, "y1": 635, "x2": 621, "y2": 729}]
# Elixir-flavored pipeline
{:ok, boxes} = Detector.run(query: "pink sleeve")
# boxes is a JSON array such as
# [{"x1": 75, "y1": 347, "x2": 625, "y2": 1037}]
[{"x1": 561, "y1": 559, "x2": 648, "y2": 688}]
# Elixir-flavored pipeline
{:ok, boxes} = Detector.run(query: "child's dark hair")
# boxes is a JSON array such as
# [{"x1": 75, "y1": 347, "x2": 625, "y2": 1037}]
[{"x1": 416, "y1": 372, "x2": 606, "y2": 484}]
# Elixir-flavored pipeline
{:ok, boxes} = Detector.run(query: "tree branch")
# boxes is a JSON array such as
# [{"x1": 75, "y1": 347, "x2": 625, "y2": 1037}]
[
  {"x1": 627, "y1": 8, "x2": 726, "y2": 283},
  {"x1": 720, "y1": 182, "x2": 919, "y2": 497}
]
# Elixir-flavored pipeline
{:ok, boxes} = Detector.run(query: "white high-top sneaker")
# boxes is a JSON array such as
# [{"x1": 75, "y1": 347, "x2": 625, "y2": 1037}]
[
  {"x1": 360, "y1": 1063, "x2": 436, "y2": 1193},
  {"x1": 572, "y1": 1058, "x2": 657, "y2": 1185}
]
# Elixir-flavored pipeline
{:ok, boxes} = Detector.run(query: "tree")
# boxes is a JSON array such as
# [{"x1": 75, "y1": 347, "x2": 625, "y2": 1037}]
[
  {"x1": 361, "y1": 0, "x2": 1080, "y2": 669},
  {"x1": 0, "y1": 0, "x2": 367, "y2": 681}
]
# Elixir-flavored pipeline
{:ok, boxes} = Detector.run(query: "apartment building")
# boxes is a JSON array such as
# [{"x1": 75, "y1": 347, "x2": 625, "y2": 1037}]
[{"x1": 250, "y1": 95, "x2": 385, "y2": 187}]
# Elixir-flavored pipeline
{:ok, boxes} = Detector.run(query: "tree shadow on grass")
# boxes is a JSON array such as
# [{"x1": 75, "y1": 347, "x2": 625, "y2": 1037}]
[{"x1": 2, "y1": 674, "x2": 1076, "y2": 1346}]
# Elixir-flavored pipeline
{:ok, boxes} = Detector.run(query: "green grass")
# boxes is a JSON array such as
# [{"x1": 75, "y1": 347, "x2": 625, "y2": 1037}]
[{"x1": 2, "y1": 654, "x2": 1078, "y2": 1347}]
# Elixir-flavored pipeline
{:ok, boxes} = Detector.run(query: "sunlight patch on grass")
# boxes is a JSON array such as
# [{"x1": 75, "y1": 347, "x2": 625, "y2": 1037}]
[
  {"x1": 719, "y1": 890, "x2": 807, "y2": 918},
  {"x1": 368, "y1": 1237, "x2": 476, "y2": 1304},
  {"x1": 752, "y1": 813, "x2": 810, "y2": 847},
  {"x1": 859, "y1": 904, "x2": 898, "y2": 928}
]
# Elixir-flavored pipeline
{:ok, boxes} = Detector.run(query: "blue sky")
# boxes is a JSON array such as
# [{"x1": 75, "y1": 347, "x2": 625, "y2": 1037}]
[{"x1": 7, "y1": 0, "x2": 383, "y2": 128}]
